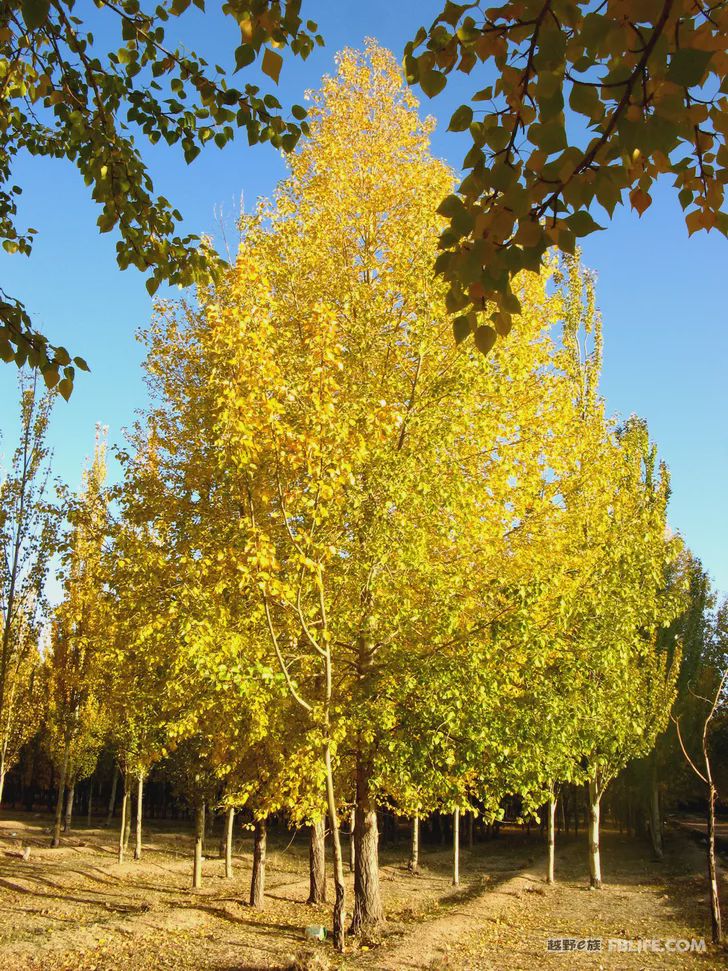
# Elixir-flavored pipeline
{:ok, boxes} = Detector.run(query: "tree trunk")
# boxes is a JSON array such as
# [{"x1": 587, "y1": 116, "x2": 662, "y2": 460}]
[
  {"x1": 308, "y1": 817, "x2": 327, "y2": 904},
  {"x1": 408, "y1": 816, "x2": 419, "y2": 873},
  {"x1": 648, "y1": 760, "x2": 663, "y2": 861},
  {"x1": 349, "y1": 808, "x2": 355, "y2": 872},
  {"x1": 351, "y1": 759, "x2": 384, "y2": 935},
  {"x1": 547, "y1": 794, "x2": 556, "y2": 885},
  {"x1": 224, "y1": 806, "x2": 235, "y2": 878},
  {"x1": 118, "y1": 779, "x2": 130, "y2": 864},
  {"x1": 134, "y1": 771, "x2": 143, "y2": 861},
  {"x1": 51, "y1": 742, "x2": 69, "y2": 848},
  {"x1": 250, "y1": 816, "x2": 267, "y2": 908},
  {"x1": 587, "y1": 779, "x2": 602, "y2": 889},
  {"x1": 0, "y1": 767, "x2": 5, "y2": 807},
  {"x1": 324, "y1": 741, "x2": 346, "y2": 952},
  {"x1": 87, "y1": 778, "x2": 93, "y2": 826},
  {"x1": 707, "y1": 783, "x2": 723, "y2": 944},
  {"x1": 452, "y1": 808, "x2": 460, "y2": 886},
  {"x1": 63, "y1": 781, "x2": 75, "y2": 833},
  {"x1": 105, "y1": 764, "x2": 119, "y2": 826},
  {"x1": 123, "y1": 783, "x2": 132, "y2": 854},
  {"x1": 192, "y1": 801, "x2": 204, "y2": 889}
]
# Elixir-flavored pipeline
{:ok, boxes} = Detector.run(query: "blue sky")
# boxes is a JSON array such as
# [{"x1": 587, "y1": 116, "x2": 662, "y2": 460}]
[{"x1": 1, "y1": 1, "x2": 726, "y2": 595}]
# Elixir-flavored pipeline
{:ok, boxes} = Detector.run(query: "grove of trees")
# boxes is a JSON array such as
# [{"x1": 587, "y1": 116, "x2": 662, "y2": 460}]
[{"x1": 1, "y1": 41, "x2": 726, "y2": 955}]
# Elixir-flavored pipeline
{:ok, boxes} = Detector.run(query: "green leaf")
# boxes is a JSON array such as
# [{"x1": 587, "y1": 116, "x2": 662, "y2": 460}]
[
  {"x1": 666, "y1": 49, "x2": 713, "y2": 88},
  {"x1": 448, "y1": 104, "x2": 473, "y2": 132},
  {"x1": 21, "y1": 0, "x2": 51, "y2": 29},
  {"x1": 473, "y1": 325, "x2": 497, "y2": 355},
  {"x1": 262, "y1": 48, "x2": 283, "y2": 85},
  {"x1": 420, "y1": 69, "x2": 447, "y2": 99},
  {"x1": 57, "y1": 378, "x2": 73, "y2": 401},
  {"x1": 565, "y1": 211, "x2": 604, "y2": 237}
]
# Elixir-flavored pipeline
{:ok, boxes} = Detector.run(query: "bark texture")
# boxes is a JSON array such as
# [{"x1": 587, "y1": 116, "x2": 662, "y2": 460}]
[
  {"x1": 104, "y1": 764, "x2": 119, "y2": 826},
  {"x1": 224, "y1": 806, "x2": 235, "y2": 879},
  {"x1": 307, "y1": 817, "x2": 327, "y2": 904},
  {"x1": 452, "y1": 808, "x2": 460, "y2": 886},
  {"x1": 192, "y1": 801, "x2": 204, "y2": 889},
  {"x1": 587, "y1": 779, "x2": 602, "y2": 889},
  {"x1": 350, "y1": 762, "x2": 383, "y2": 935},
  {"x1": 408, "y1": 816, "x2": 419, "y2": 874},
  {"x1": 118, "y1": 781, "x2": 130, "y2": 865},
  {"x1": 134, "y1": 772, "x2": 143, "y2": 861},
  {"x1": 63, "y1": 782, "x2": 74, "y2": 833},
  {"x1": 250, "y1": 816, "x2": 267, "y2": 908},
  {"x1": 51, "y1": 743, "x2": 69, "y2": 848},
  {"x1": 547, "y1": 794, "x2": 556, "y2": 884}
]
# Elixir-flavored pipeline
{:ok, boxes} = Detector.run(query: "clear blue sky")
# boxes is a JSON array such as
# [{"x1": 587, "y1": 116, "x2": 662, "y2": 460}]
[{"x1": 1, "y1": 1, "x2": 726, "y2": 595}]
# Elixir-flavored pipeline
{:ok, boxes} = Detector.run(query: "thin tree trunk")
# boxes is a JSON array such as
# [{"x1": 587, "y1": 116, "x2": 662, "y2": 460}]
[
  {"x1": 408, "y1": 816, "x2": 419, "y2": 873},
  {"x1": 308, "y1": 817, "x2": 327, "y2": 904},
  {"x1": 224, "y1": 806, "x2": 235, "y2": 878},
  {"x1": 587, "y1": 779, "x2": 602, "y2": 889},
  {"x1": 351, "y1": 758, "x2": 384, "y2": 935},
  {"x1": 118, "y1": 779, "x2": 130, "y2": 865},
  {"x1": 192, "y1": 801, "x2": 204, "y2": 889},
  {"x1": 63, "y1": 782, "x2": 75, "y2": 833},
  {"x1": 123, "y1": 783, "x2": 132, "y2": 854},
  {"x1": 0, "y1": 766, "x2": 5, "y2": 806},
  {"x1": 324, "y1": 741, "x2": 346, "y2": 952},
  {"x1": 51, "y1": 742, "x2": 69, "y2": 848},
  {"x1": 707, "y1": 783, "x2": 723, "y2": 944},
  {"x1": 250, "y1": 816, "x2": 267, "y2": 908},
  {"x1": 349, "y1": 808, "x2": 355, "y2": 872},
  {"x1": 134, "y1": 771, "x2": 143, "y2": 861},
  {"x1": 452, "y1": 808, "x2": 460, "y2": 886},
  {"x1": 547, "y1": 794, "x2": 557, "y2": 885},
  {"x1": 105, "y1": 764, "x2": 119, "y2": 826},
  {"x1": 87, "y1": 778, "x2": 93, "y2": 826},
  {"x1": 648, "y1": 760, "x2": 663, "y2": 861}
]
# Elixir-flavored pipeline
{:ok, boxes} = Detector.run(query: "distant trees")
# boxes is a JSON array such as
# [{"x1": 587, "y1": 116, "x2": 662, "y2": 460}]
[
  {"x1": 46, "y1": 431, "x2": 109, "y2": 847},
  {"x1": 0, "y1": 374, "x2": 56, "y2": 804}
]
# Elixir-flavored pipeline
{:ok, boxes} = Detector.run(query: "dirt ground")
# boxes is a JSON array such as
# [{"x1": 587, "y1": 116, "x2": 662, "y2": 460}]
[{"x1": 0, "y1": 813, "x2": 726, "y2": 971}]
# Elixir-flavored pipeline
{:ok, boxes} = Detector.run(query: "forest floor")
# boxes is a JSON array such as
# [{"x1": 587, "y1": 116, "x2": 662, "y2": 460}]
[{"x1": 0, "y1": 812, "x2": 726, "y2": 971}]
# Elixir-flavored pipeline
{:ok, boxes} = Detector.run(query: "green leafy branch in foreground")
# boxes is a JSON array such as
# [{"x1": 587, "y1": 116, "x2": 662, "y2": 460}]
[
  {"x1": 405, "y1": 0, "x2": 728, "y2": 350},
  {"x1": 0, "y1": 0, "x2": 322, "y2": 393}
]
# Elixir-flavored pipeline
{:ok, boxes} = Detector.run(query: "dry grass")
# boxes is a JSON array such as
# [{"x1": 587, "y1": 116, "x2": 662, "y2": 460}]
[{"x1": 0, "y1": 813, "x2": 725, "y2": 970}]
